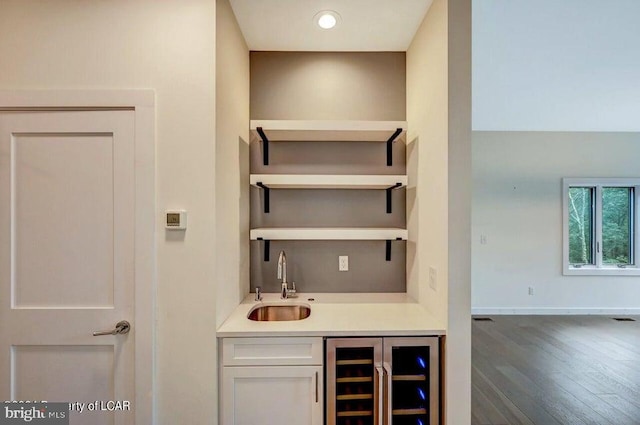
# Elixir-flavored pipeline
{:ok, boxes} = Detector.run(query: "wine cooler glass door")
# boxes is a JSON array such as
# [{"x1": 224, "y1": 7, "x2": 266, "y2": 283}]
[
  {"x1": 383, "y1": 337, "x2": 440, "y2": 425},
  {"x1": 327, "y1": 338, "x2": 383, "y2": 425}
]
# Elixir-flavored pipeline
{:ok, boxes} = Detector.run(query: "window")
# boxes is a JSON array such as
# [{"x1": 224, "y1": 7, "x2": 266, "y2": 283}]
[{"x1": 563, "y1": 178, "x2": 640, "y2": 275}]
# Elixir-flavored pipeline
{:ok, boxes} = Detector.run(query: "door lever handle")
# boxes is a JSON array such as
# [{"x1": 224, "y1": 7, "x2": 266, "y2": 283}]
[{"x1": 93, "y1": 320, "x2": 131, "y2": 336}]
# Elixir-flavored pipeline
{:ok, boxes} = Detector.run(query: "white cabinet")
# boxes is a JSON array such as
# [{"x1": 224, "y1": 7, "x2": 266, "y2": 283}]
[
  {"x1": 222, "y1": 365, "x2": 322, "y2": 425},
  {"x1": 221, "y1": 337, "x2": 324, "y2": 425}
]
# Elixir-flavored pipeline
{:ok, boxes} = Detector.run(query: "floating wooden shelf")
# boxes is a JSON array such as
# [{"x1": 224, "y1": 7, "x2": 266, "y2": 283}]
[
  {"x1": 251, "y1": 120, "x2": 407, "y2": 166},
  {"x1": 250, "y1": 228, "x2": 408, "y2": 241},
  {"x1": 251, "y1": 228, "x2": 407, "y2": 261},
  {"x1": 251, "y1": 174, "x2": 406, "y2": 214},
  {"x1": 250, "y1": 120, "x2": 407, "y2": 142},
  {"x1": 250, "y1": 174, "x2": 407, "y2": 190}
]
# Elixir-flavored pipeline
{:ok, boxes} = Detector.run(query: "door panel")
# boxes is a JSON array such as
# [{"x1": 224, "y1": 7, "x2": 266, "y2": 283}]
[
  {"x1": 13, "y1": 133, "x2": 115, "y2": 307},
  {"x1": 13, "y1": 345, "x2": 114, "y2": 425},
  {"x1": 0, "y1": 110, "x2": 136, "y2": 425},
  {"x1": 12, "y1": 345, "x2": 114, "y2": 399}
]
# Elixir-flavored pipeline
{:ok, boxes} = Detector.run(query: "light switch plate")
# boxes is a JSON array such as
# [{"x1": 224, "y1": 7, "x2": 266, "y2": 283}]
[{"x1": 429, "y1": 267, "x2": 437, "y2": 290}]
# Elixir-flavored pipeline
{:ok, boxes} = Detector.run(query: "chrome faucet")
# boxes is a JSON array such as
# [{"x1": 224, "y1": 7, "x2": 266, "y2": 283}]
[
  {"x1": 277, "y1": 250, "x2": 297, "y2": 299},
  {"x1": 277, "y1": 250, "x2": 287, "y2": 286}
]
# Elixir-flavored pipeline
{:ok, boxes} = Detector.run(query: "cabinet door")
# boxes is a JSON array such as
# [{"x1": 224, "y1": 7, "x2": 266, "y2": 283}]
[{"x1": 222, "y1": 365, "x2": 323, "y2": 425}]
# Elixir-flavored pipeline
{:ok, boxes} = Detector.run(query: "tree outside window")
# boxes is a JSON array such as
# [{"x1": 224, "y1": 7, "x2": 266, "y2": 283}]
[
  {"x1": 564, "y1": 179, "x2": 639, "y2": 275},
  {"x1": 568, "y1": 187, "x2": 593, "y2": 265}
]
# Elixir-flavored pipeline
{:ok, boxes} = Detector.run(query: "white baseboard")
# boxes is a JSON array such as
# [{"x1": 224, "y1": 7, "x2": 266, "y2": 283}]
[{"x1": 472, "y1": 307, "x2": 640, "y2": 315}]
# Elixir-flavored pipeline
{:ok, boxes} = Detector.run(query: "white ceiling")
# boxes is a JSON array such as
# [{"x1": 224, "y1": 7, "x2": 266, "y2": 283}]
[
  {"x1": 229, "y1": 0, "x2": 433, "y2": 51},
  {"x1": 473, "y1": 0, "x2": 640, "y2": 131}
]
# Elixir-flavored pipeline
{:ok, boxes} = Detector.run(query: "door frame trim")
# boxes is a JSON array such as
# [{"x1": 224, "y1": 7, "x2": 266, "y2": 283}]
[{"x1": 0, "y1": 90, "x2": 156, "y2": 425}]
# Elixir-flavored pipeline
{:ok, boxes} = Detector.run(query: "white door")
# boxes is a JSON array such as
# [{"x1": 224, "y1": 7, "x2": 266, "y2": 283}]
[
  {"x1": 222, "y1": 365, "x2": 323, "y2": 425},
  {"x1": 0, "y1": 110, "x2": 137, "y2": 424}
]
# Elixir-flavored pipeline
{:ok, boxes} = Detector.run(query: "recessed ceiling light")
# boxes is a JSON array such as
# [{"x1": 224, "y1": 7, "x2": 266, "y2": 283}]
[{"x1": 314, "y1": 10, "x2": 340, "y2": 30}]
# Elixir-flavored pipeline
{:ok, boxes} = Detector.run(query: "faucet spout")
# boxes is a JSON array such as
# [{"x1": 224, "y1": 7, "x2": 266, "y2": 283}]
[
  {"x1": 277, "y1": 250, "x2": 287, "y2": 285},
  {"x1": 278, "y1": 250, "x2": 289, "y2": 299}
]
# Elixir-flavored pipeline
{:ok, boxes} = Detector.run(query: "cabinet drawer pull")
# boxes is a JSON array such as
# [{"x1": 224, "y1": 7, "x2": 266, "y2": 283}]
[{"x1": 315, "y1": 371, "x2": 319, "y2": 403}]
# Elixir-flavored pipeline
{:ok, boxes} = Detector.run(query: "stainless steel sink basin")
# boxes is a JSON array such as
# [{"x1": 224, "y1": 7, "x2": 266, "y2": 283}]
[{"x1": 247, "y1": 303, "x2": 311, "y2": 321}]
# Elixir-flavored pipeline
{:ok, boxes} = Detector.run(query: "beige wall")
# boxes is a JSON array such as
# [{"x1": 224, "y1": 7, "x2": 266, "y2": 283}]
[
  {"x1": 407, "y1": 0, "x2": 471, "y2": 423},
  {"x1": 250, "y1": 52, "x2": 406, "y2": 120},
  {"x1": 407, "y1": 0, "x2": 449, "y2": 321},
  {"x1": 215, "y1": 0, "x2": 250, "y2": 326},
  {"x1": 0, "y1": 1, "x2": 217, "y2": 423},
  {"x1": 446, "y1": 0, "x2": 472, "y2": 424}
]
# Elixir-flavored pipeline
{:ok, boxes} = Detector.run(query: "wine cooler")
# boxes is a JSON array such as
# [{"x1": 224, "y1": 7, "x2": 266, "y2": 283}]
[{"x1": 326, "y1": 337, "x2": 440, "y2": 425}]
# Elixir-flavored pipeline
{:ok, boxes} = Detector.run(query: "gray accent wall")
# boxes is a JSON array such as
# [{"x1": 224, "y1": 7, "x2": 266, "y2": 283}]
[
  {"x1": 249, "y1": 51, "x2": 407, "y2": 293},
  {"x1": 251, "y1": 241, "x2": 406, "y2": 293}
]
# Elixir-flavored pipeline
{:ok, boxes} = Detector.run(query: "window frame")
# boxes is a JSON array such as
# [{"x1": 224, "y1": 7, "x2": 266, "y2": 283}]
[{"x1": 563, "y1": 178, "x2": 640, "y2": 276}]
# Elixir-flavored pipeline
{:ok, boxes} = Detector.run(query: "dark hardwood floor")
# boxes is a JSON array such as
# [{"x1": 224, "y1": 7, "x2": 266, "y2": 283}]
[{"x1": 472, "y1": 315, "x2": 640, "y2": 425}]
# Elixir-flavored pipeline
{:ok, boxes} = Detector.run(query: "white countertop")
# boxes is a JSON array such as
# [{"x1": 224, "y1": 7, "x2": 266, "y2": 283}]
[{"x1": 216, "y1": 293, "x2": 447, "y2": 337}]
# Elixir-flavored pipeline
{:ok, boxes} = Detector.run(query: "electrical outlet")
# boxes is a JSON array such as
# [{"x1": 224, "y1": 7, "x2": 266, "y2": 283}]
[
  {"x1": 528, "y1": 286, "x2": 534, "y2": 296},
  {"x1": 429, "y1": 267, "x2": 437, "y2": 290},
  {"x1": 339, "y1": 256, "x2": 349, "y2": 272}
]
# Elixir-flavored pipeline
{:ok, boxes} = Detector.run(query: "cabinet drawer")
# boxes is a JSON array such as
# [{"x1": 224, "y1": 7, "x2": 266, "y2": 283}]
[{"x1": 222, "y1": 337, "x2": 323, "y2": 366}]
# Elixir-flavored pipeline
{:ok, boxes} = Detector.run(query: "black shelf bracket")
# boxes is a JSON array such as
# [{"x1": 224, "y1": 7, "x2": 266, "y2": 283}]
[
  {"x1": 386, "y1": 182, "x2": 403, "y2": 213},
  {"x1": 256, "y1": 182, "x2": 270, "y2": 213},
  {"x1": 257, "y1": 238, "x2": 270, "y2": 261},
  {"x1": 256, "y1": 127, "x2": 269, "y2": 165},
  {"x1": 385, "y1": 238, "x2": 403, "y2": 261},
  {"x1": 386, "y1": 128, "x2": 403, "y2": 166}
]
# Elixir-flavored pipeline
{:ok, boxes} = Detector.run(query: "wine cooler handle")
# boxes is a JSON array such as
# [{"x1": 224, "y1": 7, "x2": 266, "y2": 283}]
[
  {"x1": 383, "y1": 362, "x2": 392, "y2": 425},
  {"x1": 375, "y1": 364, "x2": 384, "y2": 425}
]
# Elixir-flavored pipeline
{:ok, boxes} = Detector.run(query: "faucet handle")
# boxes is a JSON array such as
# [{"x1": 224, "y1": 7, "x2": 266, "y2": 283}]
[
  {"x1": 287, "y1": 281, "x2": 298, "y2": 298},
  {"x1": 255, "y1": 286, "x2": 262, "y2": 301}
]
